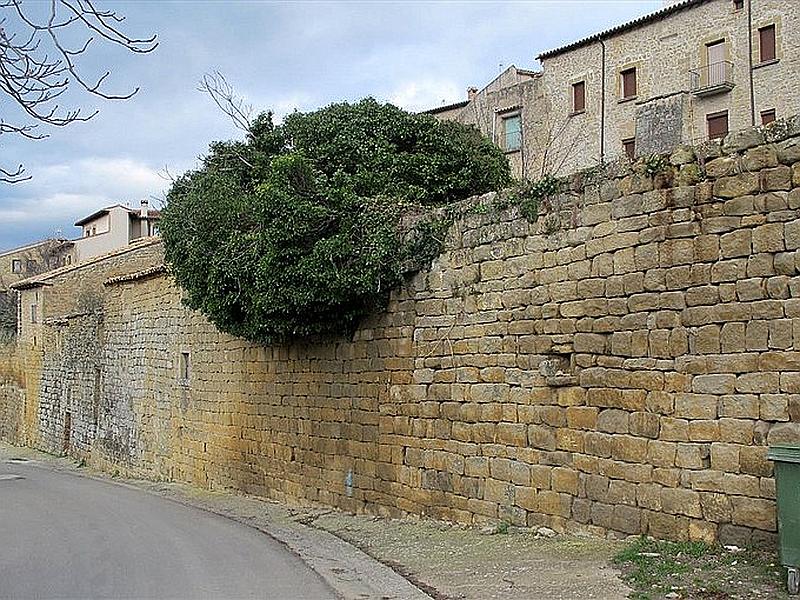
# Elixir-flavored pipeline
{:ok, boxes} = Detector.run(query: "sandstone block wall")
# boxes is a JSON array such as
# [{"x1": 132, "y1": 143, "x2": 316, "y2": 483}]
[{"x1": 2, "y1": 121, "x2": 800, "y2": 545}]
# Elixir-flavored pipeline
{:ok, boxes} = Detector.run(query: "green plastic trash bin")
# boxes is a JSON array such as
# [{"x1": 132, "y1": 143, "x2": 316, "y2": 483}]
[{"x1": 768, "y1": 445, "x2": 800, "y2": 595}]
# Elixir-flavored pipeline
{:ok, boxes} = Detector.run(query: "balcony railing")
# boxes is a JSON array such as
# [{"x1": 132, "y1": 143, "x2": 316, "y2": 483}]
[{"x1": 690, "y1": 61, "x2": 735, "y2": 96}]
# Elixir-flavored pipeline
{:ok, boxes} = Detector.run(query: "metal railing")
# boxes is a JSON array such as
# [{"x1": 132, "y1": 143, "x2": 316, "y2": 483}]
[{"x1": 689, "y1": 61, "x2": 734, "y2": 95}]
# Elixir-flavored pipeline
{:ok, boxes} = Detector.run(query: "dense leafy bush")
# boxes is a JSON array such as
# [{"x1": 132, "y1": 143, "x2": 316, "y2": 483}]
[{"x1": 161, "y1": 98, "x2": 511, "y2": 343}]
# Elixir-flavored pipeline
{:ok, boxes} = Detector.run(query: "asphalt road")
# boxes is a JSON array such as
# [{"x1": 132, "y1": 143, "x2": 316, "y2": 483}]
[{"x1": 0, "y1": 458, "x2": 336, "y2": 600}]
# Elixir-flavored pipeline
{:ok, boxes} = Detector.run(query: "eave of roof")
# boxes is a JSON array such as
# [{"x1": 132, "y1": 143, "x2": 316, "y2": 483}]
[
  {"x1": 537, "y1": 0, "x2": 707, "y2": 60},
  {"x1": 423, "y1": 100, "x2": 470, "y2": 115},
  {"x1": 74, "y1": 206, "x2": 114, "y2": 226}
]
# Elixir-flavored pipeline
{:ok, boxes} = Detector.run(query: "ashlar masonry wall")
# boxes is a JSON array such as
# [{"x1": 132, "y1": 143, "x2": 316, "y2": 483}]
[{"x1": 3, "y1": 119, "x2": 800, "y2": 545}]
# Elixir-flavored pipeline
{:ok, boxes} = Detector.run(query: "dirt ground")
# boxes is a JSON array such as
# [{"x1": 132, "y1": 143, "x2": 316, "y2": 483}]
[{"x1": 308, "y1": 511, "x2": 631, "y2": 600}]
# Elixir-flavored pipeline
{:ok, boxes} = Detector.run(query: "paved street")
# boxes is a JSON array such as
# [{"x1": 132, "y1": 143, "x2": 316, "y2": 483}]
[{"x1": 0, "y1": 458, "x2": 335, "y2": 600}]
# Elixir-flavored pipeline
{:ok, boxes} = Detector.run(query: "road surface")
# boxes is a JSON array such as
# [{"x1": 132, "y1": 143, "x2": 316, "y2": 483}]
[{"x1": 0, "y1": 457, "x2": 336, "y2": 599}]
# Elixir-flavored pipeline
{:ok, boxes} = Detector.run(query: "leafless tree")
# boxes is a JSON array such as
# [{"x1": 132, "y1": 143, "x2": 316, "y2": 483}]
[
  {"x1": 534, "y1": 110, "x2": 589, "y2": 179},
  {"x1": 0, "y1": 0, "x2": 158, "y2": 183}
]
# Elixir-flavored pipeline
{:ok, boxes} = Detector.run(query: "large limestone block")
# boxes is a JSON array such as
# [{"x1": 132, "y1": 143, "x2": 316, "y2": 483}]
[{"x1": 713, "y1": 173, "x2": 759, "y2": 198}]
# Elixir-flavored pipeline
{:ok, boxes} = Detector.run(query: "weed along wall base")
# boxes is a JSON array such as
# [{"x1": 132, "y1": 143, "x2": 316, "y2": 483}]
[{"x1": 3, "y1": 118, "x2": 800, "y2": 544}]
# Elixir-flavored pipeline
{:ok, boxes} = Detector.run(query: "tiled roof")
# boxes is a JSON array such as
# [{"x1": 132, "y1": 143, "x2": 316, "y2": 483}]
[
  {"x1": 537, "y1": 0, "x2": 708, "y2": 60},
  {"x1": 104, "y1": 264, "x2": 166, "y2": 286},
  {"x1": 423, "y1": 100, "x2": 470, "y2": 115}
]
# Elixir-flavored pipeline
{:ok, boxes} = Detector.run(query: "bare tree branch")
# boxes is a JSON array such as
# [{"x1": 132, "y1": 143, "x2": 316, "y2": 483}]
[
  {"x1": 0, "y1": 0, "x2": 158, "y2": 183},
  {"x1": 0, "y1": 161, "x2": 29, "y2": 183},
  {"x1": 198, "y1": 70, "x2": 254, "y2": 133}
]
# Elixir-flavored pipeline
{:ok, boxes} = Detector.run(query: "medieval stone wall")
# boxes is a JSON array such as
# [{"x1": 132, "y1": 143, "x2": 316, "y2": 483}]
[{"x1": 2, "y1": 120, "x2": 800, "y2": 545}]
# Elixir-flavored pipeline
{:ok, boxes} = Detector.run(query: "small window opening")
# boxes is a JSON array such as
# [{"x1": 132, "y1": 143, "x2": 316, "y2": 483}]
[
  {"x1": 759, "y1": 25, "x2": 776, "y2": 63},
  {"x1": 621, "y1": 67, "x2": 637, "y2": 99},
  {"x1": 761, "y1": 109, "x2": 776, "y2": 125},
  {"x1": 733, "y1": 0, "x2": 744, "y2": 10},
  {"x1": 623, "y1": 138, "x2": 636, "y2": 161},
  {"x1": 11, "y1": 259, "x2": 22, "y2": 273},
  {"x1": 179, "y1": 351, "x2": 191, "y2": 382},
  {"x1": 572, "y1": 81, "x2": 586, "y2": 113},
  {"x1": 707, "y1": 111, "x2": 729, "y2": 140}
]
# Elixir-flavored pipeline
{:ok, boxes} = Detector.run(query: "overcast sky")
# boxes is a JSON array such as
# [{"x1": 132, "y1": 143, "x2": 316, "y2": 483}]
[{"x1": 0, "y1": 0, "x2": 663, "y2": 252}]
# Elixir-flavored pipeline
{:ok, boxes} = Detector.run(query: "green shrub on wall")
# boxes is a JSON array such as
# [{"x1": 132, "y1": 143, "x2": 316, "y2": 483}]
[{"x1": 161, "y1": 98, "x2": 511, "y2": 344}]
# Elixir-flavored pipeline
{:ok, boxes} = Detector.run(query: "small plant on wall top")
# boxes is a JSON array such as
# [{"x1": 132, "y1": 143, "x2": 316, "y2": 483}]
[
  {"x1": 505, "y1": 174, "x2": 562, "y2": 222},
  {"x1": 160, "y1": 98, "x2": 512, "y2": 344},
  {"x1": 642, "y1": 152, "x2": 670, "y2": 177}
]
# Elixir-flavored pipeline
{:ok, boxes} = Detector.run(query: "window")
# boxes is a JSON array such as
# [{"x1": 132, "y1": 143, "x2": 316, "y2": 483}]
[
  {"x1": 759, "y1": 25, "x2": 776, "y2": 62},
  {"x1": 30, "y1": 304, "x2": 37, "y2": 324},
  {"x1": 179, "y1": 351, "x2": 191, "y2": 382},
  {"x1": 707, "y1": 111, "x2": 729, "y2": 140},
  {"x1": 761, "y1": 109, "x2": 776, "y2": 125},
  {"x1": 502, "y1": 114, "x2": 521, "y2": 151},
  {"x1": 572, "y1": 81, "x2": 586, "y2": 113},
  {"x1": 26, "y1": 260, "x2": 36, "y2": 273},
  {"x1": 623, "y1": 138, "x2": 636, "y2": 161},
  {"x1": 11, "y1": 259, "x2": 22, "y2": 273},
  {"x1": 621, "y1": 68, "x2": 637, "y2": 99},
  {"x1": 733, "y1": 0, "x2": 744, "y2": 9}
]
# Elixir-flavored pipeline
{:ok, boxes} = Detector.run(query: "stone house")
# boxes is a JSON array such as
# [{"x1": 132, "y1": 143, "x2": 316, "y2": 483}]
[
  {"x1": 0, "y1": 239, "x2": 73, "y2": 335},
  {"x1": 428, "y1": 0, "x2": 800, "y2": 179},
  {"x1": 426, "y1": 66, "x2": 541, "y2": 179}
]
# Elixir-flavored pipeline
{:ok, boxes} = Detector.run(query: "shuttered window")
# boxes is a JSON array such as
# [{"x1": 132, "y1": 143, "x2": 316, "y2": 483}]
[
  {"x1": 733, "y1": 0, "x2": 744, "y2": 9},
  {"x1": 707, "y1": 111, "x2": 729, "y2": 140},
  {"x1": 759, "y1": 25, "x2": 776, "y2": 62},
  {"x1": 572, "y1": 81, "x2": 586, "y2": 113},
  {"x1": 502, "y1": 114, "x2": 521, "y2": 151},
  {"x1": 621, "y1": 68, "x2": 637, "y2": 99},
  {"x1": 761, "y1": 109, "x2": 776, "y2": 125}
]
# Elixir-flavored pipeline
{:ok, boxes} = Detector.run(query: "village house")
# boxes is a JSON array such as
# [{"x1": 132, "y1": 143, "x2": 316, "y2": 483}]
[
  {"x1": 71, "y1": 199, "x2": 160, "y2": 263},
  {"x1": 427, "y1": 0, "x2": 800, "y2": 179}
]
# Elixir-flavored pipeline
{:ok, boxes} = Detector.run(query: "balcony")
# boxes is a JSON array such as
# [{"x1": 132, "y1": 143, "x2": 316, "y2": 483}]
[{"x1": 690, "y1": 61, "x2": 735, "y2": 97}]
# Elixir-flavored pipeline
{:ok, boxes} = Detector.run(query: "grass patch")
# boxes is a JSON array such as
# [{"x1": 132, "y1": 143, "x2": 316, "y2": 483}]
[{"x1": 613, "y1": 536, "x2": 789, "y2": 600}]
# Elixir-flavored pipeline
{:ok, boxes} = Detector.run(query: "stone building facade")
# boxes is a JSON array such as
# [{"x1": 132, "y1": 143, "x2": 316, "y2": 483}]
[
  {"x1": 0, "y1": 239, "x2": 73, "y2": 336},
  {"x1": 3, "y1": 119, "x2": 800, "y2": 545},
  {"x1": 429, "y1": 0, "x2": 800, "y2": 180},
  {"x1": 426, "y1": 66, "x2": 541, "y2": 179}
]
